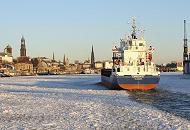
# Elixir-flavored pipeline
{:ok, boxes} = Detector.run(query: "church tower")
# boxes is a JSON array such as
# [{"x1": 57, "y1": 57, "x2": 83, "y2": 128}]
[
  {"x1": 52, "y1": 52, "x2": 55, "y2": 62},
  {"x1": 20, "y1": 35, "x2": 26, "y2": 57},
  {"x1": 63, "y1": 54, "x2": 66, "y2": 65},
  {"x1": 4, "y1": 45, "x2": 12, "y2": 57},
  {"x1": 91, "y1": 45, "x2": 95, "y2": 69}
]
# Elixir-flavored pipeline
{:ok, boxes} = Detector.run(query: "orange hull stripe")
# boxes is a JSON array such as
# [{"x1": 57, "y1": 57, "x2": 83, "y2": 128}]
[{"x1": 118, "y1": 84, "x2": 158, "y2": 90}]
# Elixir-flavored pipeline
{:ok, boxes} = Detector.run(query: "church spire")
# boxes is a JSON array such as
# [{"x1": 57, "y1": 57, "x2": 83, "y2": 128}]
[
  {"x1": 63, "y1": 54, "x2": 66, "y2": 65},
  {"x1": 20, "y1": 35, "x2": 26, "y2": 57},
  {"x1": 21, "y1": 35, "x2": 25, "y2": 44},
  {"x1": 53, "y1": 52, "x2": 55, "y2": 61},
  {"x1": 91, "y1": 45, "x2": 95, "y2": 69}
]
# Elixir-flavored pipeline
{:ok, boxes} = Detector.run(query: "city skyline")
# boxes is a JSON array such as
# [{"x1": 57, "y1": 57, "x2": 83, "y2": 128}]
[{"x1": 0, "y1": 0, "x2": 190, "y2": 64}]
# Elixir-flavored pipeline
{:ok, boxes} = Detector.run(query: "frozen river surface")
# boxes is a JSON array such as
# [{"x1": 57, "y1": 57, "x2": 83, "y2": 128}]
[{"x1": 0, "y1": 73, "x2": 190, "y2": 130}]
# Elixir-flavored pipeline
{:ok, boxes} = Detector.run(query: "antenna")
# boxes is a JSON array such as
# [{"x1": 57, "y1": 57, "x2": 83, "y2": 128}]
[{"x1": 138, "y1": 26, "x2": 145, "y2": 39}]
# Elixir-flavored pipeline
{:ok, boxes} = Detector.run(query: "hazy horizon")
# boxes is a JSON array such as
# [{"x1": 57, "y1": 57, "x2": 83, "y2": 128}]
[{"x1": 0, "y1": 0, "x2": 190, "y2": 64}]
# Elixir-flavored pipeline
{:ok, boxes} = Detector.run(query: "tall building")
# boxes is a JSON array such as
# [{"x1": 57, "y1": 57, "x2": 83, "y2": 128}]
[
  {"x1": 66, "y1": 57, "x2": 69, "y2": 66},
  {"x1": 53, "y1": 52, "x2": 55, "y2": 61},
  {"x1": 17, "y1": 36, "x2": 30, "y2": 63},
  {"x1": 91, "y1": 45, "x2": 95, "y2": 69},
  {"x1": 15, "y1": 35, "x2": 33, "y2": 75},
  {"x1": 52, "y1": 52, "x2": 56, "y2": 62},
  {"x1": 63, "y1": 54, "x2": 66, "y2": 66},
  {"x1": 0, "y1": 44, "x2": 13, "y2": 64},
  {"x1": 4, "y1": 45, "x2": 12, "y2": 57},
  {"x1": 183, "y1": 20, "x2": 190, "y2": 74},
  {"x1": 20, "y1": 35, "x2": 26, "y2": 57},
  {"x1": 63, "y1": 54, "x2": 69, "y2": 66}
]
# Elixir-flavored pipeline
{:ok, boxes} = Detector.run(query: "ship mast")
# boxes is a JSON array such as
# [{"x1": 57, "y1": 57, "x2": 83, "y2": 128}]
[
  {"x1": 131, "y1": 18, "x2": 137, "y2": 39},
  {"x1": 184, "y1": 20, "x2": 188, "y2": 47}
]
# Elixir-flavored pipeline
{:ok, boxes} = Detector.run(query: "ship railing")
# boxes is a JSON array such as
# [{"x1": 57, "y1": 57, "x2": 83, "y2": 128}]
[
  {"x1": 129, "y1": 66, "x2": 156, "y2": 74},
  {"x1": 127, "y1": 46, "x2": 146, "y2": 51}
]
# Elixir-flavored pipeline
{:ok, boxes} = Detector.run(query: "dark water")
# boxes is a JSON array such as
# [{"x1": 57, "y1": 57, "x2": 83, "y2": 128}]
[{"x1": 128, "y1": 89, "x2": 190, "y2": 120}]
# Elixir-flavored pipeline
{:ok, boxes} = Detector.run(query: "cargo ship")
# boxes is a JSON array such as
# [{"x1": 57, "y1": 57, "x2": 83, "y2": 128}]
[{"x1": 101, "y1": 19, "x2": 160, "y2": 90}]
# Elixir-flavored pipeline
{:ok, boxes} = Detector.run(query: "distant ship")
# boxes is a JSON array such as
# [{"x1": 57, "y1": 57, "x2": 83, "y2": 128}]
[{"x1": 101, "y1": 19, "x2": 160, "y2": 90}]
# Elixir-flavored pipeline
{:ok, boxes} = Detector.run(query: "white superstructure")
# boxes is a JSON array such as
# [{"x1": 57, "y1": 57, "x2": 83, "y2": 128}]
[{"x1": 112, "y1": 19, "x2": 160, "y2": 77}]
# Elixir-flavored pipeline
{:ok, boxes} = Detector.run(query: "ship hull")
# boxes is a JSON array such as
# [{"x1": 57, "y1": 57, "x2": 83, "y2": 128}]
[{"x1": 101, "y1": 75, "x2": 160, "y2": 90}]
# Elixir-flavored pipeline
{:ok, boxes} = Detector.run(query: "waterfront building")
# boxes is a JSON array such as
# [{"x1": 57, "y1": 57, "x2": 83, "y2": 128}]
[
  {"x1": 95, "y1": 61, "x2": 103, "y2": 69},
  {"x1": 65, "y1": 64, "x2": 77, "y2": 72},
  {"x1": 177, "y1": 62, "x2": 183, "y2": 71},
  {"x1": 82, "y1": 59, "x2": 91, "y2": 69},
  {"x1": 103, "y1": 61, "x2": 113, "y2": 69},
  {"x1": 14, "y1": 63, "x2": 33, "y2": 74},
  {"x1": 31, "y1": 57, "x2": 49, "y2": 73},
  {"x1": 4, "y1": 45, "x2": 12, "y2": 57},
  {"x1": 76, "y1": 63, "x2": 83, "y2": 71},
  {"x1": 82, "y1": 63, "x2": 91, "y2": 69},
  {"x1": 31, "y1": 57, "x2": 60, "y2": 74},
  {"x1": 51, "y1": 62, "x2": 60, "y2": 73},
  {"x1": 0, "y1": 45, "x2": 13, "y2": 64},
  {"x1": 0, "y1": 44, "x2": 14, "y2": 76},
  {"x1": 15, "y1": 36, "x2": 33, "y2": 75}
]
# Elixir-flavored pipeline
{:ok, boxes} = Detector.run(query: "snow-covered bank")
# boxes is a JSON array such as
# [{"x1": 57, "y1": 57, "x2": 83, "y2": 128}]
[{"x1": 0, "y1": 75, "x2": 189, "y2": 129}]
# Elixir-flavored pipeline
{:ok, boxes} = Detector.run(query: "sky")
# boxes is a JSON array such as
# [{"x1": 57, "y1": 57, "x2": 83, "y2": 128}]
[{"x1": 0, "y1": 0, "x2": 190, "y2": 64}]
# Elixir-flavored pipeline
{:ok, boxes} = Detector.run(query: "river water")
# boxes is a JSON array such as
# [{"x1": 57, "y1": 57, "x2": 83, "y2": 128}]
[
  {"x1": 128, "y1": 89, "x2": 190, "y2": 120},
  {"x1": 1, "y1": 73, "x2": 190, "y2": 120},
  {"x1": 0, "y1": 73, "x2": 189, "y2": 129},
  {"x1": 128, "y1": 73, "x2": 190, "y2": 120}
]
